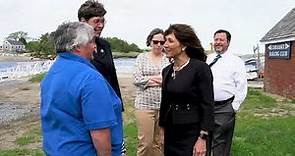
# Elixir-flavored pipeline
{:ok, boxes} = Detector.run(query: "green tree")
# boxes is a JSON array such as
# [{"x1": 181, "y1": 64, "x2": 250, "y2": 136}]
[
  {"x1": 26, "y1": 41, "x2": 39, "y2": 52},
  {"x1": 104, "y1": 37, "x2": 142, "y2": 53},
  {"x1": 26, "y1": 32, "x2": 55, "y2": 58},
  {"x1": 6, "y1": 31, "x2": 28, "y2": 41},
  {"x1": 19, "y1": 37, "x2": 27, "y2": 45},
  {"x1": 129, "y1": 43, "x2": 141, "y2": 52},
  {"x1": 39, "y1": 33, "x2": 55, "y2": 56}
]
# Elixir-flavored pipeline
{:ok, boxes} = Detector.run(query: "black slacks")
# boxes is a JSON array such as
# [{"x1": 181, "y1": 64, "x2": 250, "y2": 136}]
[
  {"x1": 164, "y1": 123, "x2": 200, "y2": 156},
  {"x1": 212, "y1": 98, "x2": 236, "y2": 156}
]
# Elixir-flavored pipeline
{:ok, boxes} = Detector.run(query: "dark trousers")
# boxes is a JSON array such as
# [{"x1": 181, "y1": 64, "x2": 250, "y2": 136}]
[
  {"x1": 164, "y1": 123, "x2": 200, "y2": 156},
  {"x1": 212, "y1": 97, "x2": 236, "y2": 156}
]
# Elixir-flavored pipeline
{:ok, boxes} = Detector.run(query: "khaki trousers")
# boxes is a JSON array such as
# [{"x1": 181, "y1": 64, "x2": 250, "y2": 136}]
[{"x1": 135, "y1": 109, "x2": 163, "y2": 156}]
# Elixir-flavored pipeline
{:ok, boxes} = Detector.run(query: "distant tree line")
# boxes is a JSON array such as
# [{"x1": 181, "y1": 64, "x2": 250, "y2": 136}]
[
  {"x1": 5, "y1": 31, "x2": 142, "y2": 59},
  {"x1": 104, "y1": 37, "x2": 142, "y2": 53}
]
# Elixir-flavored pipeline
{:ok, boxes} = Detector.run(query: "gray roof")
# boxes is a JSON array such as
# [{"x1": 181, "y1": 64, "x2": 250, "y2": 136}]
[
  {"x1": 7, "y1": 40, "x2": 24, "y2": 46},
  {"x1": 260, "y1": 8, "x2": 295, "y2": 42}
]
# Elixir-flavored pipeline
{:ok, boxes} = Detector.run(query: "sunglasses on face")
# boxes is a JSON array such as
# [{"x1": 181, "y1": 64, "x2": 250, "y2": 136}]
[{"x1": 152, "y1": 40, "x2": 165, "y2": 45}]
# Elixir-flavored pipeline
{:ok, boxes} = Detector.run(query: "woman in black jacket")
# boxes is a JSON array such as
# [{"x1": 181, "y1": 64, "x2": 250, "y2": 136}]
[{"x1": 159, "y1": 24, "x2": 214, "y2": 156}]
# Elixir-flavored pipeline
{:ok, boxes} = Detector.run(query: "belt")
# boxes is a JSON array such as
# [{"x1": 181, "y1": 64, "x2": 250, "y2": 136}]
[{"x1": 215, "y1": 96, "x2": 234, "y2": 106}]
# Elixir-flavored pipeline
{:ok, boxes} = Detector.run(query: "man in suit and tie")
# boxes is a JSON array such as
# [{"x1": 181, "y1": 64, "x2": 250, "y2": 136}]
[{"x1": 206, "y1": 29, "x2": 248, "y2": 156}]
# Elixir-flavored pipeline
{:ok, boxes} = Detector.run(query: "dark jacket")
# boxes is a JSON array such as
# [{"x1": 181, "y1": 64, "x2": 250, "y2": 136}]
[
  {"x1": 159, "y1": 59, "x2": 214, "y2": 130},
  {"x1": 91, "y1": 38, "x2": 124, "y2": 111}
]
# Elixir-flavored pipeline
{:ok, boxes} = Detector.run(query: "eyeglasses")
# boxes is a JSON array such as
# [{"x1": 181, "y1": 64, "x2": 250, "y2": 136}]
[
  {"x1": 92, "y1": 17, "x2": 106, "y2": 24},
  {"x1": 152, "y1": 40, "x2": 165, "y2": 45}
]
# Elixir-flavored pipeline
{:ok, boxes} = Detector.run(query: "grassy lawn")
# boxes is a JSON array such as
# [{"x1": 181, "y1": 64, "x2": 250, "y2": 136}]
[
  {"x1": 0, "y1": 122, "x2": 43, "y2": 156},
  {"x1": 0, "y1": 85, "x2": 294, "y2": 155},
  {"x1": 28, "y1": 72, "x2": 47, "y2": 83},
  {"x1": 232, "y1": 89, "x2": 295, "y2": 156}
]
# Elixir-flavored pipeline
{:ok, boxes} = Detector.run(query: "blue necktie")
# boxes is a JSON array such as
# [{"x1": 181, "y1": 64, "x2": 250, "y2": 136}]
[{"x1": 209, "y1": 54, "x2": 221, "y2": 67}]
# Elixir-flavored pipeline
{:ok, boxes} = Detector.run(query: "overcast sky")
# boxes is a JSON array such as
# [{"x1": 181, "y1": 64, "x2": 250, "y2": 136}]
[{"x1": 0, "y1": 0, "x2": 294, "y2": 54}]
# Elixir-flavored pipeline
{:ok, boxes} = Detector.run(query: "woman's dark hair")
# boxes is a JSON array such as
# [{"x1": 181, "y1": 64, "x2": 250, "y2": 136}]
[
  {"x1": 146, "y1": 28, "x2": 164, "y2": 46},
  {"x1": 164, "y1": 24, "x2": 206, "y2": 62}
]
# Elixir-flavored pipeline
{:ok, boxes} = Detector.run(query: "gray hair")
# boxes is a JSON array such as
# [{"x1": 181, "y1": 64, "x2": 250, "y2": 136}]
[{"x1": 52, "y1": 21, "x2": 95, "y2": 52}]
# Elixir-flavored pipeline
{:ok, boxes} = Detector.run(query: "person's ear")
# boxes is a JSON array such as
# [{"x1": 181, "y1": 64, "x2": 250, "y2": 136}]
[
  {"x1": 72, "y1": 43, "x2": 80, "y2": 51},
  {"x1": 80, "y1": 17, "x2": 86, "y2": 22}
]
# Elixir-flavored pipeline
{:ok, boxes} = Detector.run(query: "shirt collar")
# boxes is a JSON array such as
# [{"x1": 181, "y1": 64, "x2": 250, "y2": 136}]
[
  {"x1": 215, "y1": 50, "x2": 230, "y2": 58},
  {"x1": 58, "y1": 52, "x2": 96, "y2": 70}
]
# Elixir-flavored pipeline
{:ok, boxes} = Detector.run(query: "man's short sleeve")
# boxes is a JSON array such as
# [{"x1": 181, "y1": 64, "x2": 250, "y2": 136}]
[{"x1": 81, "y1": 77, "x2": 117, "y2": 130}]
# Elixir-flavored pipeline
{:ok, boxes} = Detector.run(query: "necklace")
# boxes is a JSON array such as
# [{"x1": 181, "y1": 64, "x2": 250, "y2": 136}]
[{"x1": 171, "y1": 58, "x2": 190, "y2": 79}]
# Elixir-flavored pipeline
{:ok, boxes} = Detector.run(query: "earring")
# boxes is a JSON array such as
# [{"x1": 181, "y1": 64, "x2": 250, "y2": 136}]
[{"x1": 181, "y1": 47, "x2": 185, "y2": 51}]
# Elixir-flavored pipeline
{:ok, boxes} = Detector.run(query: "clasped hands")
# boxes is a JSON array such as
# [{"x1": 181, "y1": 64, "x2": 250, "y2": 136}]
[{"x1": 147, "y1": 75, "x2": 162, "y2": 86}]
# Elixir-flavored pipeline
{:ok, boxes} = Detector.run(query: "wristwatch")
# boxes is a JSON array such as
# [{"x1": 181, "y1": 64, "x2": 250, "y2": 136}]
[{"x1": 199, "y1": 130, "x2": 209, "y2": 140}]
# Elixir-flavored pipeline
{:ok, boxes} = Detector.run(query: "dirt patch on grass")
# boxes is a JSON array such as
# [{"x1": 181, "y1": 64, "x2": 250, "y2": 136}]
[
  {"x1": 0, "y1": 115, "x2": 40, "y2": 149},
  {"x1": 117, "y1": 74, "x2": 136, "y2": 124},
  {"x1": 0, "y1": 79, "x2": 40, "y2": 150}
]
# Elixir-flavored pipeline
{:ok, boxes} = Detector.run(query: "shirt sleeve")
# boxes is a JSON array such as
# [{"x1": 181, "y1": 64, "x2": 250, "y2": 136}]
[
  {"x1": 232, "y1": 59, "x2": 248, "y2": 111},
  {"x1": 133, "y1": 54, "x2": 149, "y2": 90},
  {"x1": 81, "y1": 77, "x2": 118, "y2": 130}
]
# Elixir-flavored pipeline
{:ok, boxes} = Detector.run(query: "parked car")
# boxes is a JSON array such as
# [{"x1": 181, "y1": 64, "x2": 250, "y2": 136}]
[{"x1": 244, "y1": 58, "x2": 264, "y2": 80}]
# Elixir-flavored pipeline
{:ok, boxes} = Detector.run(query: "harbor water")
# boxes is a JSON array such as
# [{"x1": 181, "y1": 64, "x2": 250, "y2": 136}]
[{"x1": 0, "y1": 58, "x2": 136, "y2": 81}]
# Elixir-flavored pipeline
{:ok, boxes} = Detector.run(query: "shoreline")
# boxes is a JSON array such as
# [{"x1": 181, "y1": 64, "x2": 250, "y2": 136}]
[
  {"x1": 0, "y1": 52, "x2": 138, "y2": 62},
  {"x1": 0, "y1": 55, "x2": 38, "y2": 62},
  {"x1": 0, "y1": 52, "x2": 49, "y2": 62},
  {"x1": 0, "y1": 74, "x2": 135, "y2": 125}
]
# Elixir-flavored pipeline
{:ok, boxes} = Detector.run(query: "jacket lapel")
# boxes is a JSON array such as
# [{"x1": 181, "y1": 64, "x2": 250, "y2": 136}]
[{"x1": 162, "y1": 64, "x2": 173, "y2": 89}]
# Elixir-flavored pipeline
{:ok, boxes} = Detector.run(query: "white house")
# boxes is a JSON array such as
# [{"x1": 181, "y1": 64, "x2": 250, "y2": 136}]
[{"x1": 2, "y1": 40, "x2": 25, "y2": 53}]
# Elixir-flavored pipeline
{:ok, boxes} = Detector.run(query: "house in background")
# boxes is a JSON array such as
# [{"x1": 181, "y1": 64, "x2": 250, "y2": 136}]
[
  {"x1": 260, "y1": 8, "x2": 295, "y2": 99},
  {"x1": 2, "y1": 40, "x2": 25, "y2": 53}
]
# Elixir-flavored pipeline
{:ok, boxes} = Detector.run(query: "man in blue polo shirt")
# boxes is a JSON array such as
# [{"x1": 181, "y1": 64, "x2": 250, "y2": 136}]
[{"x1": 40, "y1": 21, "x2": 123, "y2": 156}]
